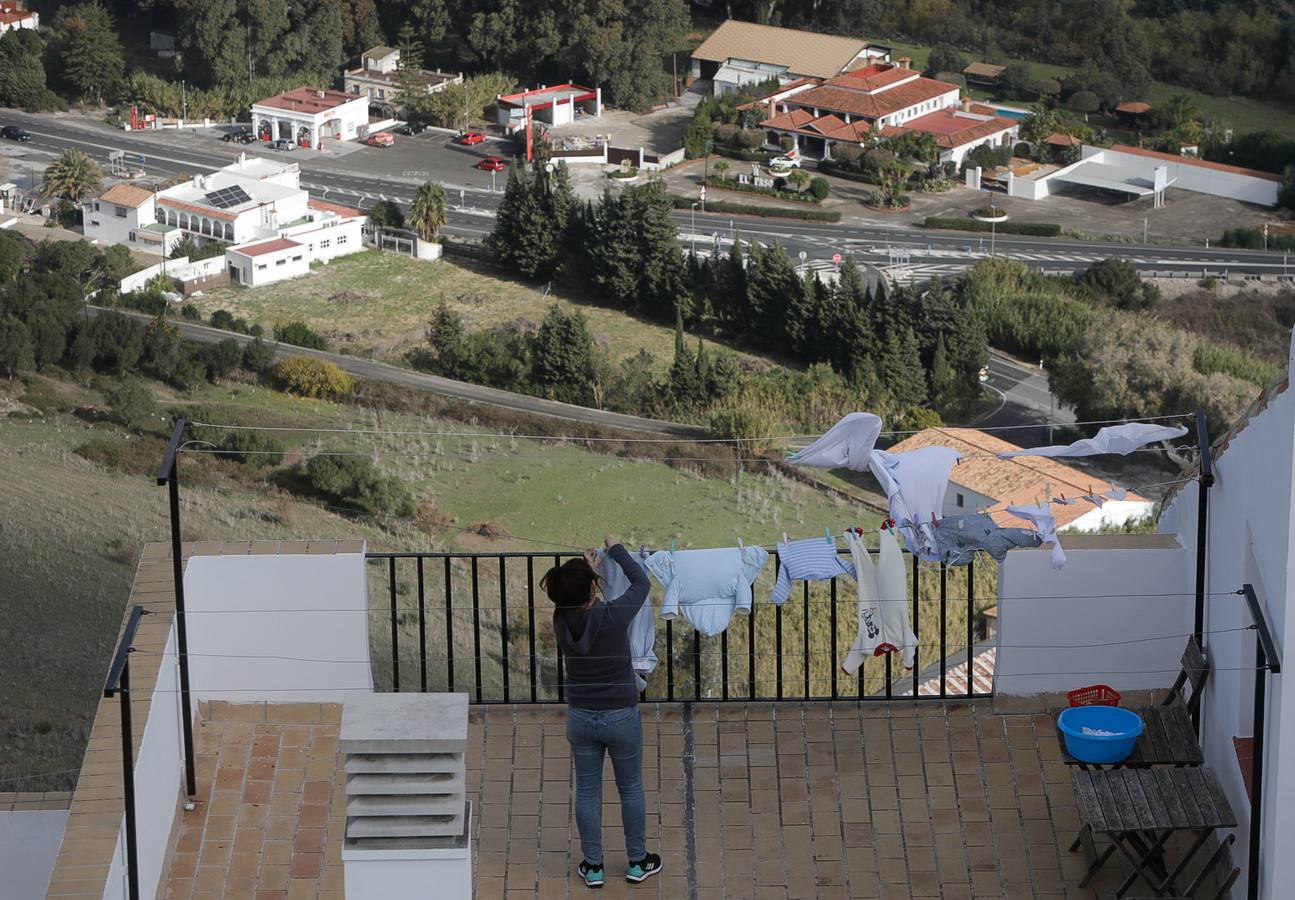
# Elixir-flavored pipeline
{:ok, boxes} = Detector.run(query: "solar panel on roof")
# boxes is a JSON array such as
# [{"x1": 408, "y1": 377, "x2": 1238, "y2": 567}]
[{"x1": 204, "y1": 185, "x2": 252, "y2": 210}]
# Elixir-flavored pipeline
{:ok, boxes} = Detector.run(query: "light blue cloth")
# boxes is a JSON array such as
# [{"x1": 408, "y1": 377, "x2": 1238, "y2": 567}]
[
  {"x1": 771, "y1": 537, "x2": 854, "y2": 605},
  {"x1": 927, "y1": 513, "x2": 1041, "y2": 565},
  {"x1": 598, "y1": 549, "x2": 657, "y2": 691},
  {"x1": 645, "y1": 544, "x2": 770, "y2": 637}
]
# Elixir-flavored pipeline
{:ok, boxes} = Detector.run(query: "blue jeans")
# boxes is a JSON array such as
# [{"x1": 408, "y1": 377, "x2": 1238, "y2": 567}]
[{"x1": 566, "y1": 705, "x2": 646, "y2": 866}]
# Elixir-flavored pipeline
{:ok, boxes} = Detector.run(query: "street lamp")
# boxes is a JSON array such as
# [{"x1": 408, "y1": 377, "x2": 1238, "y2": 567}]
[{"x1": 690, "y1": 202, "x2": 698, "y2": 255}]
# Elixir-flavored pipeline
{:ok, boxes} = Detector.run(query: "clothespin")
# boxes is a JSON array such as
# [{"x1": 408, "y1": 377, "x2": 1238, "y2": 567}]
[
  {"x1": 825, "y1": 527, "x2": 833, "y2": 545},
  {"x1": 670, "y1": 537, "x2": 676, "y2": 554},
  {"x1": 930, "y1": 511, "x2": 938, "y2": 524},
  {"x1": 782, "y1": 531, "x2": 789, "y2": 545}
]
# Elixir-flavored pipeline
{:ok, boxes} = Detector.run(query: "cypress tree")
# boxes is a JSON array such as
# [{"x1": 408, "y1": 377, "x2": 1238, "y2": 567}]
[
  {"x1": 882, "y1": 325, "x2": 928, "y2": 411},
  {"x1": 930, "y1": 332, "x2": 955, "y2": 405}
]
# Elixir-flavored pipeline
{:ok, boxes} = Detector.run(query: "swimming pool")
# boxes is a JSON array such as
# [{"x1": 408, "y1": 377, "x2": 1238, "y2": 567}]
[{"x1": 987, "y1": 105, "x2": 1030, "y2": 120}]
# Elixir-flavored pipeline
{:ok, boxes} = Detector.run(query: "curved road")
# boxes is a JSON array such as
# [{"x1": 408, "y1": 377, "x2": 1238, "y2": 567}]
[{"x1": 89, "y1": 307, "x2": 709, "y2": 438}]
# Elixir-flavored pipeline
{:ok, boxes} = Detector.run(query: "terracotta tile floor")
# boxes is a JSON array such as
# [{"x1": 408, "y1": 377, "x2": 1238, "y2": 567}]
[{"x1": 165, "y1": 699, "x2": 1206, "y2": 900}]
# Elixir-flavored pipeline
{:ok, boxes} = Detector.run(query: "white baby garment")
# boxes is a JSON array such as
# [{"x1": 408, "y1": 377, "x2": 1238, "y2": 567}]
[
  {"x1": 645, "y1": 544, "x2": 770, "y2": 637},
  {"x1": 868, "y1": 446, "x2": 962, "y2": 557},
  {"x1": 787, "y1": 412, "x2": 883, "y2": 471},
  {"x1": 1005, "y1": 502, "x2": 1066, "y2": 570},
  {"x1": 597, "y1": 547, "x2": 657, "y2": 690},
  {"x1": 997, "y1": 423, "x2": 1188, "y2": 459},
  {"x1": 842, "y1": 528, "x2": 916, "y2": 674},
  {"x1": 771, "y1": 536, "x2": 855, "y2": 606}
]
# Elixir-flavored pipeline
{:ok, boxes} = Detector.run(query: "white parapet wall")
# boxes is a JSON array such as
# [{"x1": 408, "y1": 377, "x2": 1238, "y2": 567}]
[
  {"x1": 183, "y1": 549, "x2": 373, "y2": 704},
  {"x1": 994, "y1": 533, "x2": 1194, "y2": 697}
]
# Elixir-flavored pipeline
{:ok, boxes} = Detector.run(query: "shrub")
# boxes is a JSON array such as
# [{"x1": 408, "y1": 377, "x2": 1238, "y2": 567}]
[
  {"x1": 1078, "y1": 258, "x2": 1159, "y2": 310},
  {"x1": 304, "y1": 454, "x2": 415, "y2": 517},
  {"x1": 273, "y1": 321, "x2": 328, "y2": 350},
  {"x1": 241, "y1": 337, "x2": 275, "y2": 373},
  {"x1": 179, "y1": 304, "x2": 202, "y2": 321},
  {"x1": 215, "y1": 429, "x2": 284, "y2": 467},
  {"x1": 271, "y1": 356, "x2": 355, "y2": 398},
  {"x1": 209, "y1": 309, "x2": 252, "y2": 334},
  {"x1": 1218, "y1": 227, "x2": 1295, "y2": 251},
  {"x1": 714, "y1": 123, "x2": 740, "y2": 145},
  {"x1": 708, "y1": 176, "x2": 821, "y2": 204},
  {"x1": 924, "y1": 217, "x2": 1062, "y2": 236},
  {"x1": 368, "y1": 199, "x2": 405, "y2": 230},
  {"x1": 0, "y1": 316, "x2": 33, "y2": 376},
  {"x1": 75, "y1": 436, "x2": 160, "y2": 475},
  {"x1": 713, "y1": 145, "x2": 775, "y2": 162},
  {"x1": 1068, "y1": 90, "x2": 1100, "y2": 114},
  {"x1": 105, "y1": 378, "x2": 156, "y2": 430},
  {"x1": 808, "y1": 176, "x2": 830, "y2": 201},
  {"x1": 670, "y1": 195, "x2": 841, "y2": 222},
  {"x1": 202, "y1": 338, "x2": 244, "y2": 381},
  {"x1": 735, "y1": 128, "x2": 765, "y2": 150},
  {"x1": 1192, "y1": 341, "x2": 1280, "y2": 386}
]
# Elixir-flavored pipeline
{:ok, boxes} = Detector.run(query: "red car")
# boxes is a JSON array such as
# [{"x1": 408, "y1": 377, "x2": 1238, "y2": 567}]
[
  {"x1": 476, "y1": 156, "x2": 506, "y2": 171},
  {"x1": 458, "y1": 131, "x2": 485, "y2": 145}
]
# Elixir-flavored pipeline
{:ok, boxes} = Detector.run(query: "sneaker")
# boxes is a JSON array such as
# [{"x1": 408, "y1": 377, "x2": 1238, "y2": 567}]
[
  {"x1": 577, "y1": 860, "x2": 604, "y2": 889},
  {"x1": 625, "y1": 852, "x2": 662, "y2": 884}
]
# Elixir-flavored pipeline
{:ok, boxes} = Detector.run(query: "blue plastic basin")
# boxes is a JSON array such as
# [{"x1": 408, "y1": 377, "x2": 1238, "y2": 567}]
[{"x1": 1057, "y1": 706, "x2": 1144, "y2": 765}]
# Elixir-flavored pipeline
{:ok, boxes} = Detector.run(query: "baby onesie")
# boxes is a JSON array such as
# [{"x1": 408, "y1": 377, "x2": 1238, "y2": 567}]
[
  {"x1": 868, "y1": 445, "x2": 962, "y2": 557},
  {"x1": 646, "y1": 544, "x2": 770, "y2": 637},
  {"x1": 842, "y1": 528, "x2": 916, "y2": 674},
  {"x1": 787, "y1": 412, "x2": 883, "y2": 471}
]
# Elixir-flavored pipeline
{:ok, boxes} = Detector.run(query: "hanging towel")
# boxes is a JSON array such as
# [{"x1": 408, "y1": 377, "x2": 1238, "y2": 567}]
[
  {"x1": 787, "y1": 412, "x2": 883, "y2": 471},
  {"x1": 1005, "y1": 502, "x2": 1066, "y2": 570},
  {"x1": 868, "y1": 446, "x2": 962, "y2": 557},
  {"x1": 770, "y1": 536, "x2": 855, "y2": 605},
  {"x1": 645, "y1": 544, "x2": 770, "y2": 637},
  {"x1": 842, "y1": 528, "x2": 916, "y2": 673},
  {"x1": 928, "y1": 512, "x2": 1042, "y2": 566},
  {"x1": 997, "y1": 423, "x2": 1188, "y2": 459},
  {"x1": 597, "y1": 547, "x2": 657, "y2": 691}
]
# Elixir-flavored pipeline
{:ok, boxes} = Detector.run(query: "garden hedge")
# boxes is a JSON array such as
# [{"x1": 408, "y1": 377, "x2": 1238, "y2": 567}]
[
  {"x1": 924, "y1": 217, "x2": 1062, "y2": 237},
  {"x1": 671, "y1": 196, "x2": 841, "y2": 222}
]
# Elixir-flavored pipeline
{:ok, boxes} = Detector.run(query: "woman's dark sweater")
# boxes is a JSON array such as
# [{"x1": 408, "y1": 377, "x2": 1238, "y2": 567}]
[{"x1": 552, "y1": 543, "x2": 650, "y2": 709}]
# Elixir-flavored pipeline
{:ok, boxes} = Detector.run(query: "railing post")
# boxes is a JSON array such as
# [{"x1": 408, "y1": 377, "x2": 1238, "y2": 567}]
[
  {"x1": 389, "y1": 557, "x2": 400, "y2": 692},
  {"x1": 1241, "y1": 583, "x2": 1283, "y2": 900},
  {"x1": 105, "y1": 606, "x2": 145, "y2": 900},
  {"x1": 155, "y1": 418, "x2": 196, "y2": 799}
]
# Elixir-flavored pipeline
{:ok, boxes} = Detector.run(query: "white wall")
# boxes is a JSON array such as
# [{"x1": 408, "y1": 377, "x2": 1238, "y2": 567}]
[
  {"x1": 1159, "y1": 344, "x2": 1294, "y2": 900},
  {"x1": 282, "y1": 216, "x2": 365, "y2": 264},
  {"x1": 1064, "y1": 499, "x2": 1156, "y2": 533},
  {"x1": 1082, "y1": 146, "x2": 1279, "y2": 206},
  {"x1": 103, "y1": 621, "x2": 184, "y2": 900},
  {"x1": 183, "y1": 551, "x2": 373, "y2": 703},
  {"x1": 119, "y1": 256, "x2": 225, "y2": 294},
  {"x1": 995, "y1": 533, "x2": 1193, "y2": 696},
  {"x1": 0, "y1": 809, "x2": 68, "y2": 899}
]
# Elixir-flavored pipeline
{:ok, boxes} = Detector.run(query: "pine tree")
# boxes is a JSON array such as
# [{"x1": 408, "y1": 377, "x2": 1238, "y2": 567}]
[
  {"x1": 745, "y1": 243, "x2": 800, "y2": 349},
  {"x1": 530, "y1": 306, "x2": 595, "y2": 405},
  {"x1": 711, "y1": 239, "x2": 747, "y2": 335},
  {"x1": 832, "y1": 260, "x2": 878, "y2": 378},
  {"x1": 930, "y1": 332, "x2": 955, "y2": 406},
  {"x1": 695, "y1": 335, "x2": 709, "y2": 386},
  {"x1": 635, "y1": 182, "x2": 687, "y2": 320},
  {"x1": 882, "y1": 325, "x2": 928, "y2": 411}
]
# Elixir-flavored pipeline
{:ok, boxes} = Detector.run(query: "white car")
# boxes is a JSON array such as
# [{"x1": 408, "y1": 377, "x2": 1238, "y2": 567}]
[{"x1": 769, "y1": 156, "x2": 801, "y2": 170}]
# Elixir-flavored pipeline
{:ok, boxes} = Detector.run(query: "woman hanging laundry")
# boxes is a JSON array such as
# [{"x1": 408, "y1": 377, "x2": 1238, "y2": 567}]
[
  {"x1": 842, "y1": 527, "x2": 917, "y2": 675},
  {"x1": 546, "y1": 537, "x2": 663, "y2": 889}
]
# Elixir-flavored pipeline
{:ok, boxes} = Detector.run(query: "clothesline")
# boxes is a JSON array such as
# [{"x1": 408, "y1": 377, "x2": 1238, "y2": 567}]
[{"x1": 185, "y1": 411, "x2": 1195, "y2": 445}]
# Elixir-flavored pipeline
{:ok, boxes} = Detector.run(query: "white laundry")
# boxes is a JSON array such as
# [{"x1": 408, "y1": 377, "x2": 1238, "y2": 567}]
[
  {"x1": 997, "y1": 423, "x2": 1188, "y2": 459},
  {"x1": 597, "y1": 548, "x2": 657, "y2": 691},
  {"x1": 787, "y1": 412, "x2": 883, "y2": 471},
  {"x1": 868, "y1": 446, "x2": 962, "y2": 557},
  {"x1": 1081, "y1": 726, "x2": 1120, "y2": 737},
  {"x1": 1104, "y1": 487, "x2": 1127, "y2": 501},
  {"x1": 842, "y1": 528, "x2": 916, "y2": 674},
  {"x1": 1006, "y1": 501, "x2": 1066, "y2": 570}
]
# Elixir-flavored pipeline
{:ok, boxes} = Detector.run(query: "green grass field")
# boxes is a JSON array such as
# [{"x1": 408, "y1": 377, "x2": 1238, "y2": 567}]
[{"x1": 185, "y1": 251, "x2": 767, "y2": 374}]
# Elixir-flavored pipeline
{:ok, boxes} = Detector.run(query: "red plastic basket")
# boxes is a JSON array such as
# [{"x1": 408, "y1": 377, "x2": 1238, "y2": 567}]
[{"x1": 1067, "y1": 684, "x2": 1121, "y2": 707}]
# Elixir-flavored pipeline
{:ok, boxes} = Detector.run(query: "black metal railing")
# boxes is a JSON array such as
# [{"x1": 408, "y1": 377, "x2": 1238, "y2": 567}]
[
  {"x1": 366, "y1": 549, "x2": 993, "y2": 704},
  {"x1": 104, "y1": 605, "x2": 146, "y2": 900},
  {"x1": 1240, "y1": 583, "x2": 1282, "y2": 900}
]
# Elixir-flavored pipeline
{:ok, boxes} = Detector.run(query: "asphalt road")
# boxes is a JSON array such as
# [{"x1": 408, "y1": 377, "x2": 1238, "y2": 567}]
[
  {"x1": 975, "y1": 352, "x2": 1077, "y2": 446},
  {"x1": 88, "y1": 307, "x2": 710, "y2": 438},
  {"x1": 8, "y1": 111, "x2": 1294, "y2": 277}
]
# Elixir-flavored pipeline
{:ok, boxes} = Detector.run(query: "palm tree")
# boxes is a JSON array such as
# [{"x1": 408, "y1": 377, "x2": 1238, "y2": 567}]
[
  {"x1": 42, "y1": 150, "x2": 102, "y2": 203},
  {"x1": 408, "y1": 181, "x2": 447, "y2": 243},
  {"x1": 712, "y1": 159, "x2": 730, "y2": 181}
]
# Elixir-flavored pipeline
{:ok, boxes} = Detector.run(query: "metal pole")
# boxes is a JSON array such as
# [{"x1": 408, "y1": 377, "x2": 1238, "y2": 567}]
[
  {"x1": 690, "y1": 203, "x2": 697, "y2": 255},
  {"x1": 105, "y1": 605, "x2": 145, "y2": 900},
  {"x1": 1193, "y1": 410, "x2": 1213, "y2": 656},
  {"x1": 1249, "y1": 632, "x2": 1267, "y2": 900},
  {"x1": 156, "y1": 418, "x2": 197, "y2": 798}
]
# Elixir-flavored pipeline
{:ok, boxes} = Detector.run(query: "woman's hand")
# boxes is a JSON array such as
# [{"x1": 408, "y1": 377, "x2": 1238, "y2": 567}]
[
  {"x1": 582, "y1": 548, "x2": 598, "y2": 570},
  {"x1": 603, "y1": 535, "x2": 621, "y2": 550}
]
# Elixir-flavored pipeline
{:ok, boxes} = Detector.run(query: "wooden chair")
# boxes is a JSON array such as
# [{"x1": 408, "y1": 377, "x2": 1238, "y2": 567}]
[
  {"x1": 1154, "y1": 636, "x2": 1210, "y2": 724},
  {"x1": 1101, "y1": 833, "x2": 1238, "y2": 900}
]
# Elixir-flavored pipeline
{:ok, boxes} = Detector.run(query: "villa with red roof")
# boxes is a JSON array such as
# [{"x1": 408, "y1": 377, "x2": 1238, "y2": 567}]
[
  {"x1": 0, "y1": 1, "x2": 36, "y2": 33},
  {"x1": 755, "y1": 60, "x2": 1019, "y2": 165},
  {"x1": 251, "y1": 87, "x2": 371, "y2": 148}
]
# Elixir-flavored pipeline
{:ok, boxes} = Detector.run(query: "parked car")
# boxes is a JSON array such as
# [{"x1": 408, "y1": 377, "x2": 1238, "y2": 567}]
[
  {"x1": 458, "y1": 131, "x2": 486, "y2": 145},
  {"x1": 2, "y1": 126, "x2": 31, "y2": 142},
  {"x1": 365, "y1": 132, "x2": 395, "y2": 148},
  {"x1": 237, "y1": 132, "x2": 257, "y2": 144},
  {"x1": 397, "y1": 122, "x2": 425, "y2": 136},
  {"x1": 768, "y1": 155, "x2": 801, "y2": 170},
  {"x1": 222, "y1": 128, "x2": 252, "y2": 143},
  {"x1": 268, "y1": 139, "x2": 295, "y2": 151},
  {"x1": 476, "y1": 156, "x2": 506, "y2": 171}
]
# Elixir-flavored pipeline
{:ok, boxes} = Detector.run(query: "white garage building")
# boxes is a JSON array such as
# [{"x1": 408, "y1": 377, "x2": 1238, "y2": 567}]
[{"x1": 251, "y1": 87, "x2": 371, "y2": 148}]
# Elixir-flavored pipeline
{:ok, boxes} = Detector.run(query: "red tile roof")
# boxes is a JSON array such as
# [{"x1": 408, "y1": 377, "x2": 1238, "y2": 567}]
[
  {"x1": 308, "y1": 198, "x2": 363, "y2": 217},
  {"x1": 1044, "y1": 132, "x2": 1081, "y2": 146},
  {"x1": 833, "y1": 64, "x2": 918, "y2": 91},
  {"x1": 231, "y1": 237, "x2": 301, "y2": 257},
  {"x1": 785, "y1": 76, "x2": 957, "y2": 120},
  {"x1": 886, "y1": 427, "x2": 1149, "y2": 530},
  {"x1": 882, "y1": 110, "x2": 1016, "y2": 149},
  {"x1": 98, "y1": 183, "x2": 154, "y2": 208},
  {"x1": 1108, "y1": 144, "x2": 1282, "y2": 182},
  {"x1": 157, "y1": 197, "x2": 238, "y2": 222},
  {"x1": 254, "y1": 87, "x2": 360, "y2": 114}
]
